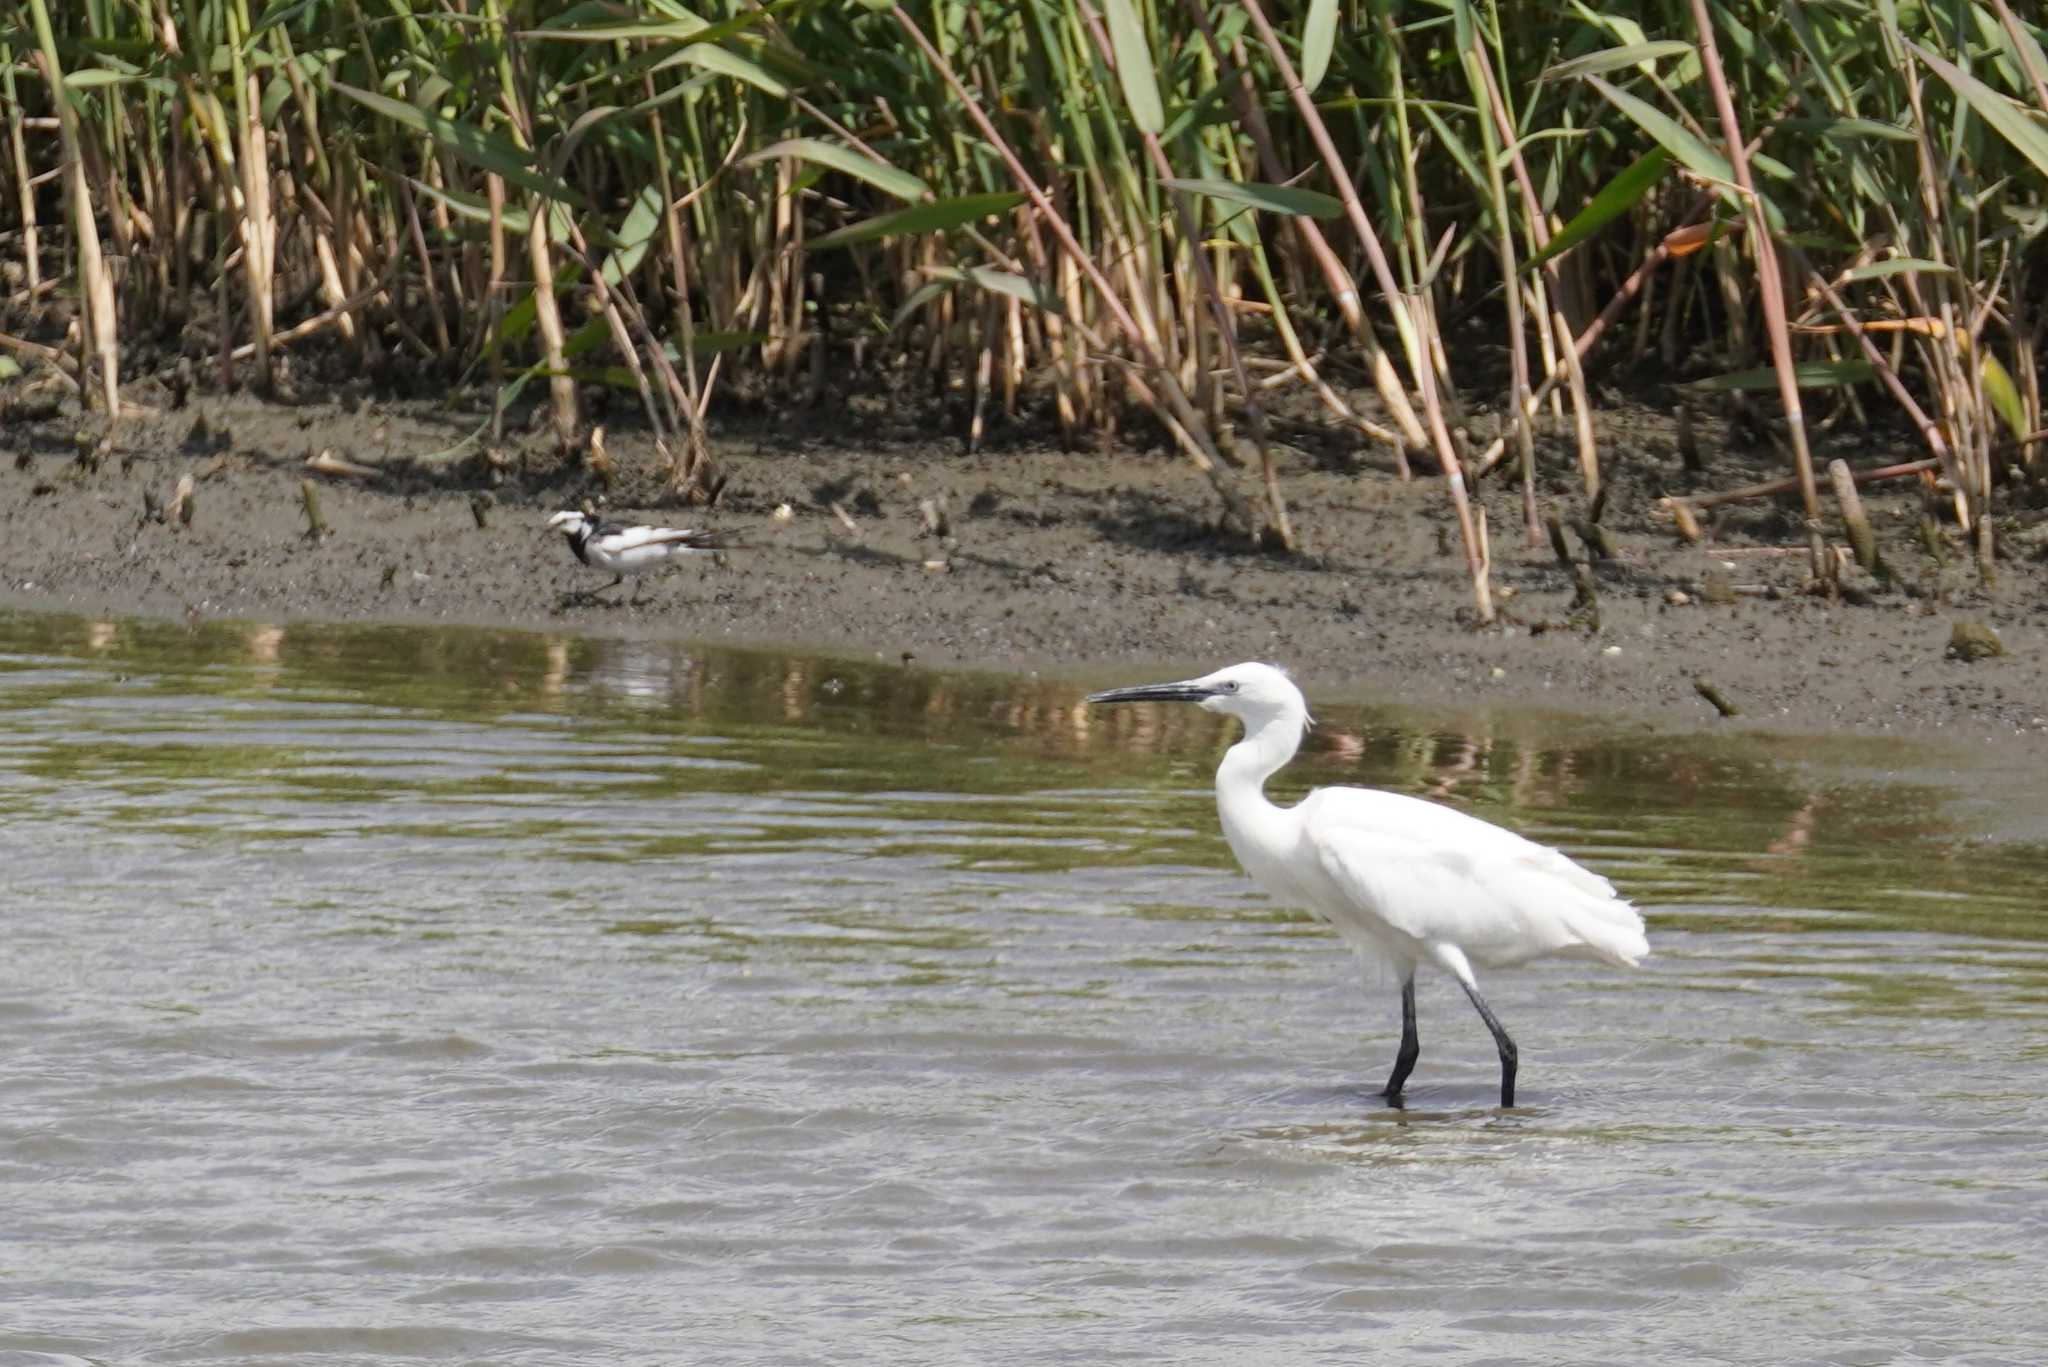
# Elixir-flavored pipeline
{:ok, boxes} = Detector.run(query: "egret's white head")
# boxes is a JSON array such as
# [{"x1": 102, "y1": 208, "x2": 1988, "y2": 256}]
[
  {"x1": 547, "y1": 510, "x2": 590, "y2": 538},
  {"x1": 1087, "y1": 661, "x2": 1309, "y2": 731}
]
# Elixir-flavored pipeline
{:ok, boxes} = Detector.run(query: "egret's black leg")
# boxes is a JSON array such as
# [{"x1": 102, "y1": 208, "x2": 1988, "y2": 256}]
[
  {"x1": 1380, "y1": 977, "x2": 1420, "y2": 1103},
  {"x1": 1456, "y1": 978, "x2": 1518, "y2": 1107}
]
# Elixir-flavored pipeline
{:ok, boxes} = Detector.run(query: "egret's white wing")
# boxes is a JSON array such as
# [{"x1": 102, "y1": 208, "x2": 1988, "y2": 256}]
[{"x1": 1301, "y1": 787, "x2": 1645, "y2": 970}]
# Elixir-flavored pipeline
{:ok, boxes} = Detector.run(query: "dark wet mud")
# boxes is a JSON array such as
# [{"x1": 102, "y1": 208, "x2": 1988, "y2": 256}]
[{"x1": 1, "y1": 375, "x2": 2042, "y2": 752}]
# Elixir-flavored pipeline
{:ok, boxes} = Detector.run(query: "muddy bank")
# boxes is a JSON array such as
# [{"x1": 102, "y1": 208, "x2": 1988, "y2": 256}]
[{"x1": 0, "y1": 381, "x2": 2042, "y2": 753}]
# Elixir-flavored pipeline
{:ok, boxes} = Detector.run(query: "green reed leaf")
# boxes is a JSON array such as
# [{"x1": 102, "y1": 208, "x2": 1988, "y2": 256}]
[
  {"x1": 1302, "y1": 0, "x2": 1339, "y2": 94},
  {"x1": 1688, "y1": 361, "x2": 1877, "y2": 391},
  {"x1": 1910, "y1": 41, "x2": 2048, "y2": 184},
  {"x1": 329, "y1": 81, "x2": 589, "y2": 208},
  {"x1": 1543, "y1": 41, "x2": 1698, "y2": 83},
  {"x1": 745, "y1": 138, "x2": 929, "y2": 203},
  {"x1": 1527, "y1": 149, "x2": 1670, "y2": 271},
  {"x1": 1583, "y1": 74, "x2": 1733, "y2": 186},
  {"x1": 812, "y1": 192, "x2": 1028, "y2": 249},
  {"x1": 1102, "y1": 0, "x2": 1164, "y2": 135},
  {"x1": 1160, "y1": 177, "x2": 1343, "y2": 218}
]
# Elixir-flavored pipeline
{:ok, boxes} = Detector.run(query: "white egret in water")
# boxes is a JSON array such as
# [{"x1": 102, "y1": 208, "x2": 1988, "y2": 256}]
[{"x1": 1087, "y1": 663, "x2": 1647, "y2": 1107}]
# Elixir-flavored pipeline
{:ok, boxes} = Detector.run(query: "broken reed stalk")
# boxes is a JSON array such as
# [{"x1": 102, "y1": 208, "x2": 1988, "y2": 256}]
[
  {"x1": 1693, "y1": 678, "x2": 1740, "y2": 717},
  {"x1": 968, "y1": 289, "x2": 994, "y2": 453},
  {"x1": 299, "y1": 479, "x2": 327, "y2": 538},
  {"x1": 227, "y1": 7, "x2": 276, "y2": 393},
  {"x1": 1669, "y1": 498, "x2": 1703, "y2": 543},
  {"x1": 1555, "y1": 309, "x2": 1599, "y2": 505},
  {"x1": 1916, "y1": 479, "x2": 1946, "y2": 563},
  {"x1": 24, "y1": 0, "x2": 118, "y2": 419},
  {"x1": 1885, "y1": 23, "x2": 1998, "y2": 556},
  {"x1": 0, "y1": 328, "x2": 75, "y2": 379},
  {"x1": 1, "y1": 47, "x2": 37, "y2": 292},
  {"x1": 1572, "y1": 515, "x2": 1619, "y2": 562},
  {"x1": 1676, "y1": 402, "x2": 1701, "y2": 474},
  {"x1": 1790, "y1": 251, "x2": 1961, "y2": 488},
  {"x1": 560, "y1": 217, "x2": 675, "y2": 460},
  {"x1": 1545, "y1": 510, "x2": 1598, "y2": 614},
  {"x1": 225, "y1": 267, "x2": 398, "y2": 363},
  {"x1": 1067, "y1": 0, "x2": 1290, "y2": 546},
  {"x1": 1687, "y1": 0, "x2": 1824, "y2": 578},
  {"x1": 1470, "y1": 195, "x2": 1716, "y2": 479},
  {"x1": 1466, "y1": 31, "x2": 1539, "y2": 538},
  {"x1": 1826, "y1": 459, "x2": 1885, "y2": 580},
  {"x1": 1233, "y1": 0, "x2": 1488, "y2": 610},
  {"x1": 525, "y1": 214, "x2": 576, "y2": 455},
  {"x1": 1684, "y1": 457, "x2": 1940, "y2": 512},
  {"x1": 483, "y1": 172, "x2": 507, "y2": 440},
  {"x1": 1189, "y1": 4, "x2": 1419, "y2": 460},
  {"x1": 1233, "y1": 0, "x2": 1439, "y2": 470},
  {"x1": 1234, "y1": 0, "x2": 1419, "y2": 388},
  {"x1": 1474, "y1": 51, "x2": 1577, "y2": 443},
  {"x1": 1544, "y1": 513, "x2": 1573, "y2": 568},
  {"x1": 1467, "y1": 127, "x2": 1783, "y2": 483},
  {"x1": 885, "y1": 3, "x2": 1258, "y2": 539},
  {"x1": 478, "y1": 0, "x2": 578, "y2": 454},
  {"x1": 1408, "y1": 296, "x2": 1492, "y2": 623}
]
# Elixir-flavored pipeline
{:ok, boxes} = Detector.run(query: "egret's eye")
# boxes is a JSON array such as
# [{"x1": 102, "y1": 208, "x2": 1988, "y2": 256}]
[{"x1": 1220, "y1": 680, "x2": 1240, "y2": 694}]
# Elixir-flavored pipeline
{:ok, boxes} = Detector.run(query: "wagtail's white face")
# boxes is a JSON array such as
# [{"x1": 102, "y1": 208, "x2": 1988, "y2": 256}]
[{"x1": 547, "y1": 511, "x2": 590, "y2": 537}]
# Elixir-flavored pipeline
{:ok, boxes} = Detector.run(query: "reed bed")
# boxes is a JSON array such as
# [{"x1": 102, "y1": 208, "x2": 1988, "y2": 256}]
[{"x1": 3, "y1": 1, "x2": 2045, "y2": 615}]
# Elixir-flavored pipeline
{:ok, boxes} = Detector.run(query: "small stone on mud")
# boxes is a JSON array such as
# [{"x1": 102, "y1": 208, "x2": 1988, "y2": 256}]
[
  {"x1": 1602, "y1": 645, "x2": 1622, "y2": 657},
  {"x1": 1665, "y1": 589, "x2": 1691, "y2": 606},
  {"x1": 1947, "y1": 622, "x2": 2005, "y2": 662}
]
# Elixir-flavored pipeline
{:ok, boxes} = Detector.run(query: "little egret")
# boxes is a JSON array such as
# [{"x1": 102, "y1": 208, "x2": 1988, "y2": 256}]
[
  {"x1": 1087, "y1": 662, "x2": 1647, "y2": 1107},
  {"x1": 546, "y1": 510, "x2": 734, "y2": 604}
]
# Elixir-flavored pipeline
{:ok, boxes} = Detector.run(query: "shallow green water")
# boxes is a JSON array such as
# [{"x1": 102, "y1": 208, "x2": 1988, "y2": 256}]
[{"x1": 2, "y1": 612, "x2": 2044, "y2": 1365}]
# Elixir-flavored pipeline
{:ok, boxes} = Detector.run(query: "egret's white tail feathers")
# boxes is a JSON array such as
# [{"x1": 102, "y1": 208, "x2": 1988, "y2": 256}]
[
  {"x1": 1550, "y1": 885, "x2": 1649, "y2": 968},
  {"x1": 1502, "y1": 848, "x2": 1647, "y2": 968}
]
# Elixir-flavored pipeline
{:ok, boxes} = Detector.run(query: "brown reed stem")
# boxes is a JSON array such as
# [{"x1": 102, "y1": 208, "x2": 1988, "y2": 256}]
[
  {"x1": 2, "y1": 48, "x2": 38, "y2": 292},
  {"x1": 24, "y1": 2, "x2": 119, "y2": 418},
  {"x1": 1687, "y1": 457, "x2": 1939, "y2": 511},
  {"x1": 886, "y1": 3, "x2": 1256, "y2": 538},
  {"x1": 1688, "y1": 0, "x2": 1823, "y2": 575}
]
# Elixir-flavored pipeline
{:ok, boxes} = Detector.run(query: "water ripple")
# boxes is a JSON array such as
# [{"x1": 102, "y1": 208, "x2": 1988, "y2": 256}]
[{"x1": 2, "y1": 614, "x2": 2045, "y2": 1364}]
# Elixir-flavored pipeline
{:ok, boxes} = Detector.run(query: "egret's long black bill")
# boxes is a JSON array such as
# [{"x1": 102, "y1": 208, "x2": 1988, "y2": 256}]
[{"x1": 1085, "y1": 681, "x2": 1214, "y2": 705}]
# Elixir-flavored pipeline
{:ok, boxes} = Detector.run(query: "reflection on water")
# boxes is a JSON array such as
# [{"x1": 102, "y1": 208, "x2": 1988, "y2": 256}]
[{"x1": 2, "y1": 611, "x2": 2046, "y2": 1365}]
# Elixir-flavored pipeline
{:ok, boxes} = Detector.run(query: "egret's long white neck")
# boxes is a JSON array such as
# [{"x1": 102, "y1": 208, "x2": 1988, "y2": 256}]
[{"x1": 1214, "y1": 707, "x2": 1306, "y2": 829}]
